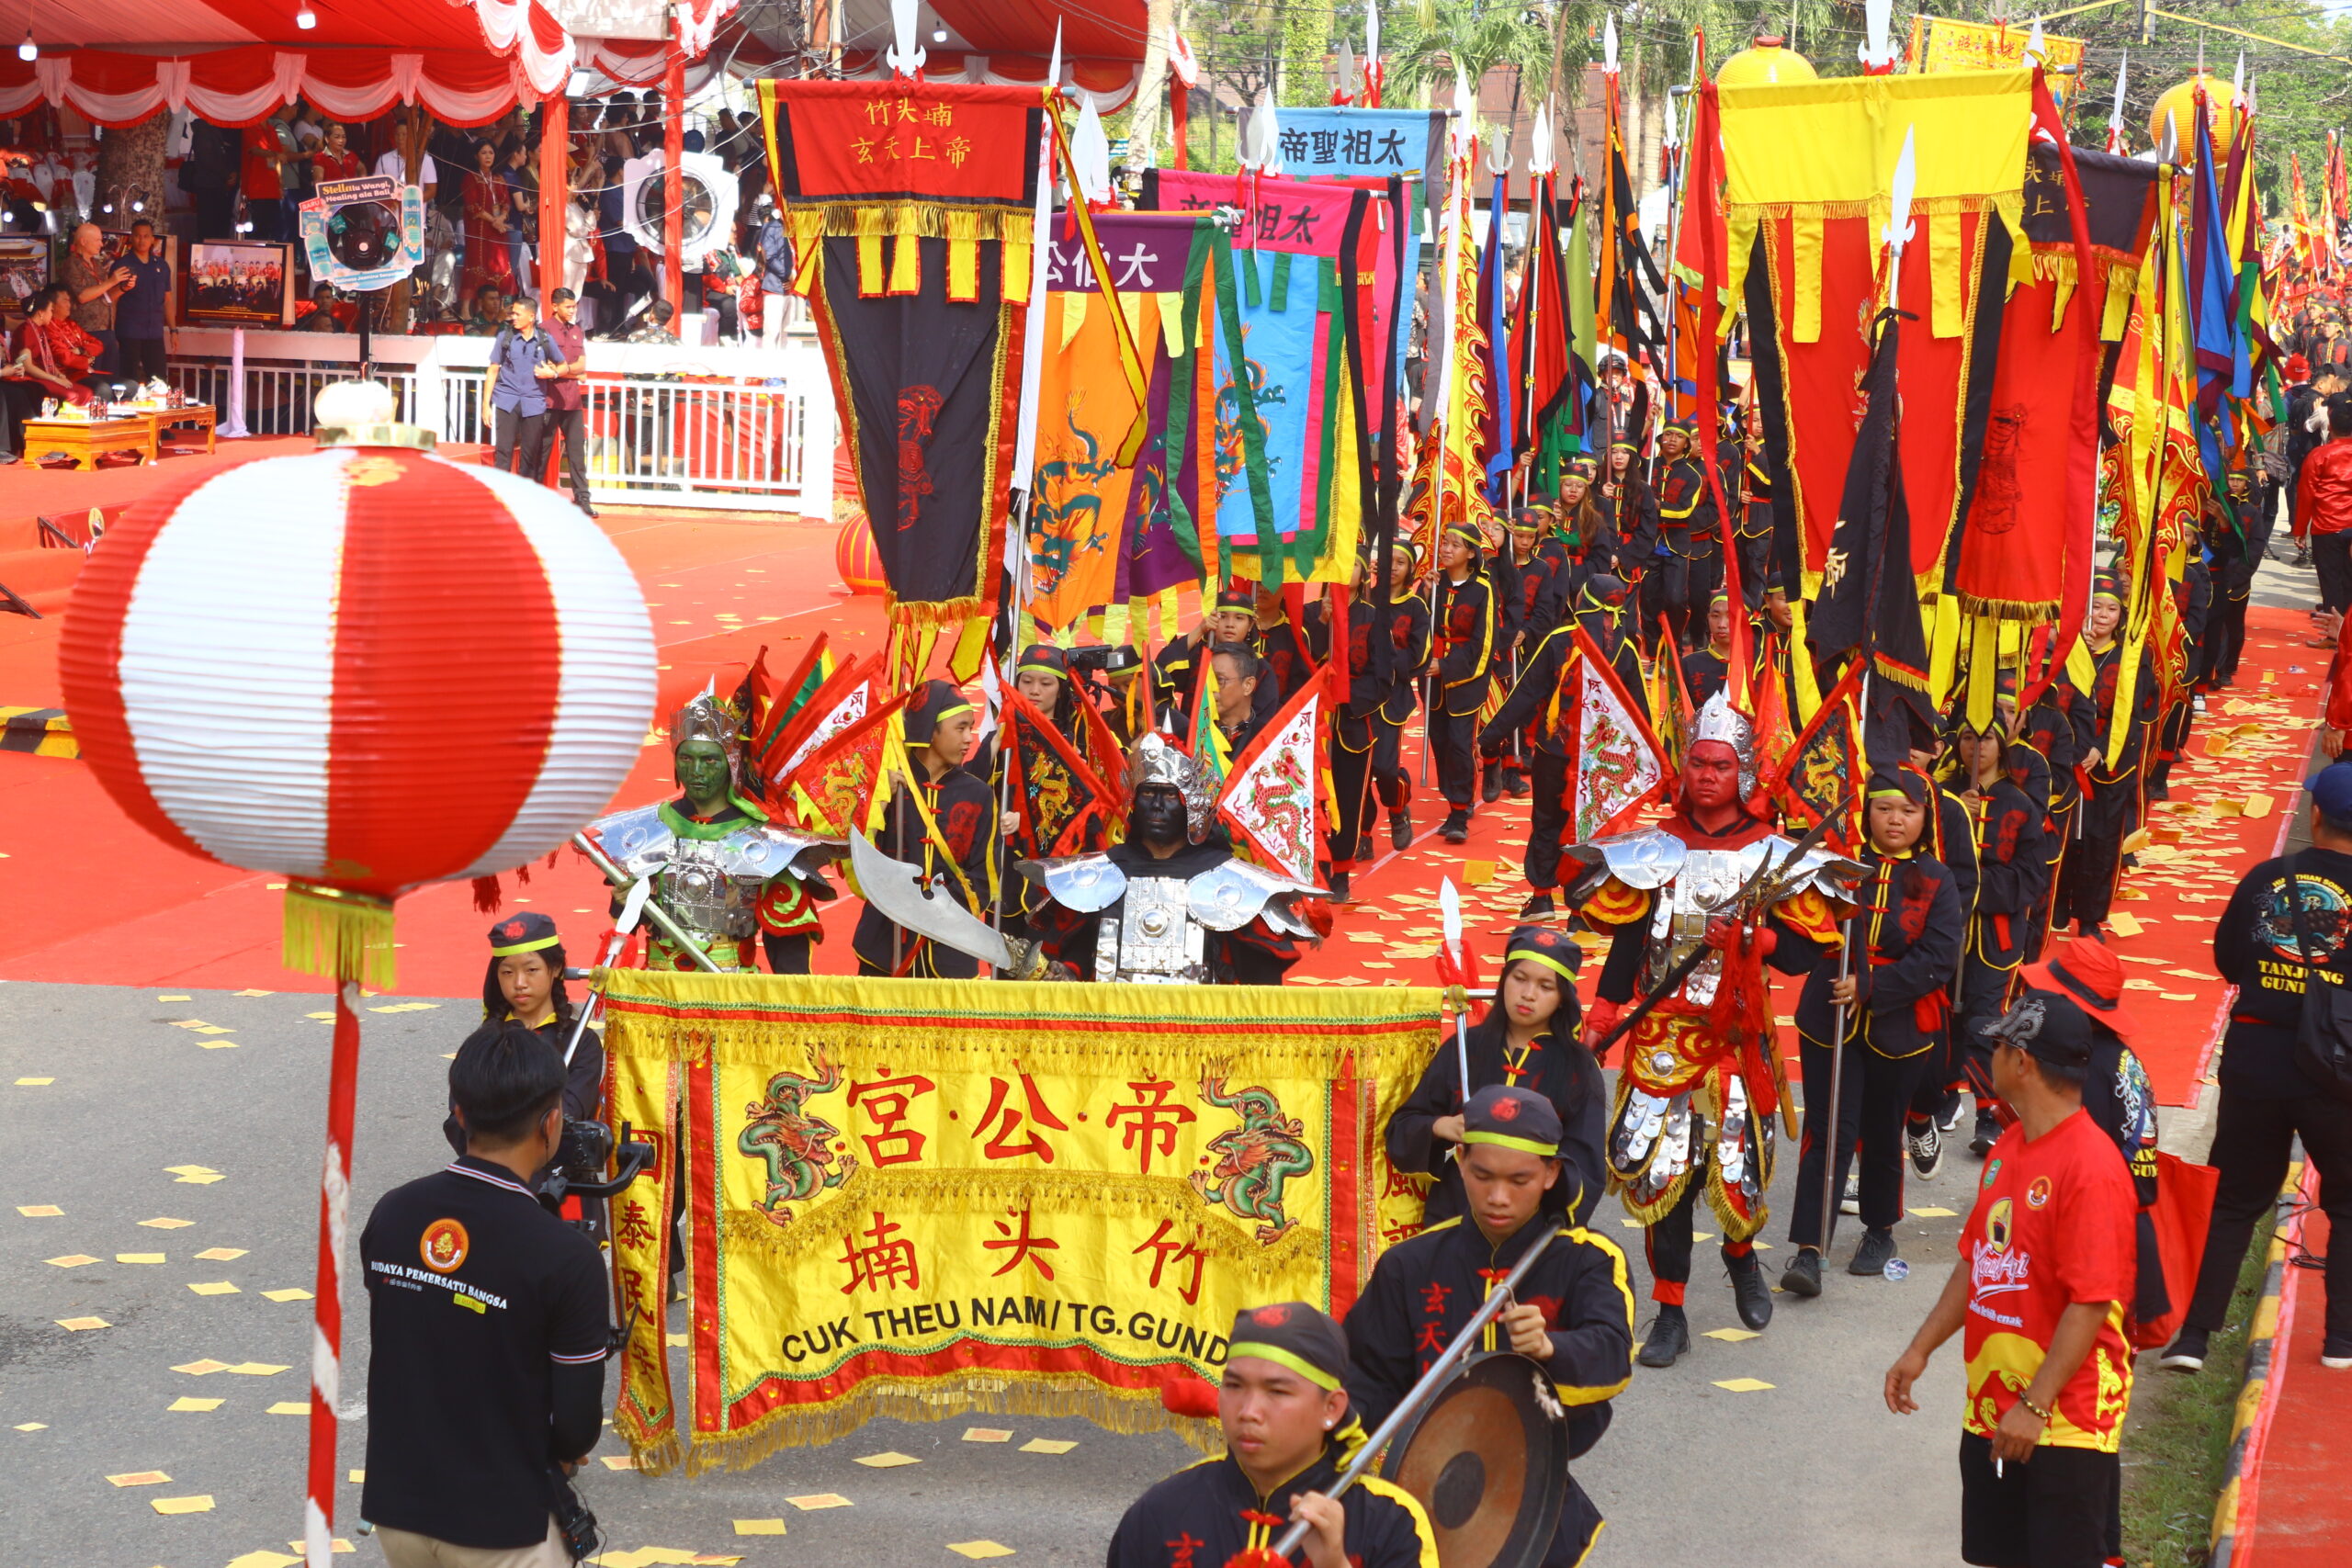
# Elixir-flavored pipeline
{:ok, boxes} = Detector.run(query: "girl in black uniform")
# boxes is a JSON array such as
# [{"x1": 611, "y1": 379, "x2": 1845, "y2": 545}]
[
  {"x1": 852, "y1": 680, "x2": 998, "y2": 977},
  {"x1": 1385, "y1": 924, "x2": 1605, "y2": 1227},
  {"x1": 1430, "y1": 524, "x2": 1494, "y2": 843}
]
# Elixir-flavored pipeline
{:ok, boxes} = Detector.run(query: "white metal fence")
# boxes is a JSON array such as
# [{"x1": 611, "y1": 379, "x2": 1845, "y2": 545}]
[{"x1": 164, "y1": 328, "x2": 834, "y2": 516}]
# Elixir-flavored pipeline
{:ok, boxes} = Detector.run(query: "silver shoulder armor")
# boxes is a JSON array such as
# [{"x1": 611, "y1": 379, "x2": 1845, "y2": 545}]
[
  {"x1": 1589, "y1": 827, "x2": 1689, "y2": 890},
  {"x1": 1187, "y1": 859, "x2": 1325, "y2": 933},
  {"x1": 1020, "y1": 853, "x2": 1128, "y2": 913},
  {"x1": 719, "y1": 823, "x2": 839, "y2": 884},
  {"x1": 586, "y1": 803, "x2": 673, "y2": 877},
  {"x1": 1757, "y1": 834, "x2": 1865, "y2": 899}
]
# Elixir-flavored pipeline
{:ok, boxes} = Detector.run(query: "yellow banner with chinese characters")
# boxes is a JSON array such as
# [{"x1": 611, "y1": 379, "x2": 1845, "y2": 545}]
[
  {"x1": 596, "y1": 971, "x2": 1443, "y2": 1472},
  {"x1": 1913, "y1": 16, "x2": 2084, "y2": 98}
]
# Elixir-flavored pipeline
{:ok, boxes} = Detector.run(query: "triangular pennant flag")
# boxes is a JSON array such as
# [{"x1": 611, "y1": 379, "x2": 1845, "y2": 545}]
[
  {"x1": 762, "y1": 656, "x2": 873, "y2": 794},
  {"x1": 1564, "y1": 626, "x2": 1671, "y2": 840},
  {"x1": 780, "y1": 691, "x2": 910, "y2": 837},
  {"x1": 1216, "y1": 678, "x2": 1324, "y2": 885}
]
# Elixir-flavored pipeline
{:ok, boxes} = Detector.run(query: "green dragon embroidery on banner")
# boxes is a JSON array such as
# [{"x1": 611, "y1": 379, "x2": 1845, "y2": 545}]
[
  {"x1": 1192, "y1": 1077, "x2": 1314, "y2": 1244},
  {"x1": 738, "y1": 1055, "x2": 854, "y2": 1224},
  {"x1": 1028, "y1": 401, "x2": 1119, "y2": 601}
]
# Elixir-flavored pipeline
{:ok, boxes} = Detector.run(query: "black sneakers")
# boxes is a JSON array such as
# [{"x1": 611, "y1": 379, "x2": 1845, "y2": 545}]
[
  {"x1": 1520, "y1": 890, "x2": 1556, "y2": 920},
  {"x1": 1727, "y1": 1249, "x2": 1773, "y2": 1330},
  {"x1": 1780, "y1": 1249, "x2": 1823, "y2": 1298},
  {"x1": 1971, "y1": 1108, "x2": 2002, "y2": 1156},
  {"x1": 1440, "y1": 808, "x2": 1470, "y2": 844},
  {"x1": 1329, "y1": 871, "x2": 1351, "y2": 905},
  {"x1": 2158, "y1": 1327, "x2": 2209, "y2": 1372},
  {"x1": 1481, "y1": 764, "x2": 1506, "y2": 804},
  {"x1": 1388, "y1": 807, "x2": 1412, "y2": 850},
  {"x1": 1504, "y1": 763, "x2": 1532, "y2": 799},
  {"x1": 1849, "y1": 1227, "x2": 1898, "y2": 1277},
  {"x1": 1906, "y1": 1117, "x2": 1945, "y2": 1180},
  {"x1": 1637, "y1": 1304, "x2": 1690, "y2": 1368}
]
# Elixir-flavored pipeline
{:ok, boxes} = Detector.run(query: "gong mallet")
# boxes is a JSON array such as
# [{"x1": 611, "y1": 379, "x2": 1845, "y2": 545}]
[
  {"x1": 571, "y1": 829, "x2": 724, "y2": 975},
  {"x1": 1264, "y1": 1225, "x2": 1566, "y2": 1562}
]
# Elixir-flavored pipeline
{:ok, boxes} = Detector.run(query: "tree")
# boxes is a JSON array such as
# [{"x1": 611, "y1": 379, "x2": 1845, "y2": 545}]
[{"x1": 95, "y1": 112, "x2": 170, "y2": 232}]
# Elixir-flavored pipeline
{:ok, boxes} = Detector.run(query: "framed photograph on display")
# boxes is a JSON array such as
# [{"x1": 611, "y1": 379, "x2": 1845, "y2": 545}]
[
  {"x1": 180, "y1": 239, "x2": 294, "y2": 328},
  {"x1": 0, "y1": 237, "x2": 48, "y2": 321}
]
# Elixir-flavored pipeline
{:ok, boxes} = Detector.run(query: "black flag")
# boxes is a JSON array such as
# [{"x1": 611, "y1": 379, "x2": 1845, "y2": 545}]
[{"x1": 1807, "y1": 308, "x2": 1937, "y2": 763}]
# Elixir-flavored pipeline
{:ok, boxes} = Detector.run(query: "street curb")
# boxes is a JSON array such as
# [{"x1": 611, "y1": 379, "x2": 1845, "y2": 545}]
[
  {"x1": 2206, "y1": 1159, "x2": 2307, "y2": 1568},
  {"x1": 0, "y1": 705, "x2": 74, "y2": 759}
]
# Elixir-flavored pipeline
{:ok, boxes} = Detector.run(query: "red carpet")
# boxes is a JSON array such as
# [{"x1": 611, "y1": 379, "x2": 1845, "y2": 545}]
[{"x1": 2234, "y1": 1165, "x2": 2347, "y2": 1566}]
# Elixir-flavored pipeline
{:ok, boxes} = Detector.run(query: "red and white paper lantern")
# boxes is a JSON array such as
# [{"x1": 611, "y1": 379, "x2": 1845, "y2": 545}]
[{"x1": 62, "y1": 438, "x2": 657, "y2": 922}]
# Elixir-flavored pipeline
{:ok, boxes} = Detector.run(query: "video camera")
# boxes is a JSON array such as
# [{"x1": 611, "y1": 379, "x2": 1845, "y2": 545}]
[
  {"x1": 538, "y1": 1117, "x2": 655, "y2": 1213},
  {"x1": 1067, "y1": 643, "x2": 1143, "y2": 676}
]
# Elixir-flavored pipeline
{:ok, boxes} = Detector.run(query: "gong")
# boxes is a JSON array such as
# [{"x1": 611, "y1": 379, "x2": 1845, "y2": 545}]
[{"x1": 1377, "y1": 1352, "x2": 1569, "y2": 1568}]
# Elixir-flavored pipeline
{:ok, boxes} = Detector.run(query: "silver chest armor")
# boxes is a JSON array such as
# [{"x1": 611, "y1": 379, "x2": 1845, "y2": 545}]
[
  {"x1": 1642, "y1": 847, "x2": 1755, "y2": 1007},
  {"x1": 1020, "y1": 852, "x2": 1326, "y2": 985},
  {"x1": 1096, "y1": 876, "x2": 1209, "y2": 985},
  {"x1": 587, "y1": 802, "x2": 831, "y2": 957}
]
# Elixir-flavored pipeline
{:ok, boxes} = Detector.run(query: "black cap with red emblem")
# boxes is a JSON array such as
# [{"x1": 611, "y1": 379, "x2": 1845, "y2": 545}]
[
  {"x1": 1461, "y1": 1084, "x2": 1562, "y2": 1157},
  {"x1": 1225, "y1": 1301, "x2": 1350, "y2": 1391},
  {"x1": 486, "y1": 909, "x2": 560, "y2": 957}
]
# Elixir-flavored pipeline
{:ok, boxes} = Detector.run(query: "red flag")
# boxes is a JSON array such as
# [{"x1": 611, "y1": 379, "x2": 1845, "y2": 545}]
[
  {"x1": 1675, "y1": 79, "x2": 1751, "y2": 708},
  {"x1": 1000, "y1": 685, "x2": 1119, "y2": 857},
  {"x1": 778, "y1": 691, "x2": 910, "y2": 836},
  {"x1": 756, "y1": 654, "x2": 872, "y2": 795},
  {"x1": 1216, "y1": 675, "x2": 1326, "y2": 885}
]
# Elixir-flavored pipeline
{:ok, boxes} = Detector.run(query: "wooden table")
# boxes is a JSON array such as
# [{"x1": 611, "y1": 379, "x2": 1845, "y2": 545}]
[
  {"x1": 145, "y1": 403, "x2": 217, "y2": 454},
  {"x1": 19, "y1": 415, "x2": 156, "y2": 470}
]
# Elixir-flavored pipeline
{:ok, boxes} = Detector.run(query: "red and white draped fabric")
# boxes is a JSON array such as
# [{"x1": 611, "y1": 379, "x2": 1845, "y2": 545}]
[
  {"x1": 0, "y1": 0, "x2": 573, "y2": 127},
  {"x1": 835, "y1": 51, "x2": 1142, "y2": 112}
]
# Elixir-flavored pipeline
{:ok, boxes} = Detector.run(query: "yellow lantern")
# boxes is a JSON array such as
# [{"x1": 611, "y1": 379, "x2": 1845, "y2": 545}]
[
  {"x1": 1717, "y1": 33, "x2": 1817, "y2": 87},
  {"x1": 2148, "y1": 73, "x2": 2235, "y2": 155}
]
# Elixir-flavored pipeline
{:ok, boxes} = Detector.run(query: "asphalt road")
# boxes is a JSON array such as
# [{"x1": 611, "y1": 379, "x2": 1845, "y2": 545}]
[{"x1": 1, "y1": 976, "x2": 1979, "y2": 1568}]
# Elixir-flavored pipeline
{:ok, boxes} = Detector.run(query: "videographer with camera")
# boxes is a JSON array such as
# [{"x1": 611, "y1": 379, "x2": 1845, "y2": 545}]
[{"x1": 361, "y1": 1018, "x2": 610, "y2": 1566}]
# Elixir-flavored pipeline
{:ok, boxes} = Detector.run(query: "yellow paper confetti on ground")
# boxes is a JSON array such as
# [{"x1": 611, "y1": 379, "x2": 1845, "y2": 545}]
[
  {"x1": 963, "y1": 1427, "x2": 1013, "y2": 1442},
  {"x1": 266, "y1": 1402, "x2": 310, "y2": 1416},
  {"x1": 1462, "y1": 860, "x2": 1496, "y2": 886},
  {"x1": 17, "y1": 1204, "x2": 61, "y2": 1216},
  {"x1": 2106, "y1": 913, "x2": 2144, "y2": 938},
  {"x1": 263, "y1": 1288, "x2": 313, "y2": 1303},
  {"x1": 117, "y1": 1253, "x2": 165, "y2": 1264},
  {"x1": 175, "y1": 1168, "x2": 228, "y2": 1180},
  {"x1": 225, "y1": 1551, "x2": 300, "y2": 1568},
  {"x1": 139, "y1": 1216, "x2": 193, "y2": 1229},
  {"x1": 1702, "y1": 1328, "x2": 1760, "y2": 1342},
  {"x1": 368, "y1": 1001, "x2": 441, "y2": 1013},
  {"x1": 151, "y1": 1494, "x2": 214, "y2": 1515},
  {"x1": 107, "y1": 1471, "x2": 170, "y2": 1486},
  {"x1": 15, "y1": 1076, "x2": 52, "y2": 1086},
  {"x1": 948, "y1": 1544, "x2": 1016, "y2": 1560},
  {"x1": 786, "y1": 1494, "x2": 853, "y2": 1510},
  {"x1": 1712, "y1": 1378, "x2": 1775, "y2": 1393},
  {"x1": 2244, "y1": 793, "x2": 2275, "y2": 819},
  {"x1": 349, "y1": 1470, "x2": 365, "y2": 1483},
  {"x1": 281, "y1": 1542, "x2": 355, "y2": 1557},
  {"x1": 855, "y1": 1451, "x2": 920, "y2": 1467},
  {"x1": 167, "y1": 1397, "x2": 223, "y2": 1413},
  {"x1": 229, "y1": 1362, "x2": 289, "y2": 1375},
  {"x1": 174, "y1": 1359, "x2": 231, "y2": 1375},
  {"x1": 188, "y1": 1280, "x2": 242, "y2": 1296},
  {"x1": 233, "y1": 988, "x2": 275, "y2": 997},
  {"x1": 1909, "y1": 1207, "x2": 1959, "y2": 1219},
  {"x1": 55, "y1": 1316, "x2": 108, "y2": 1331},
  {"x1": 733, "y1": 1519, "x2": 788, "y2": 1536},
  {"x1": 600, "y1": 1453, "x2": 638, "y2": 1470},
  {"x1": 1019, "y1": 1438, "x2": 1078, "y2": 1454},
  {"x1": 195, "y1": 1247, "x2": 246, "y2": 1261},
  {"x1": 13, "y1": 1422, "x2": 45, "y2": 1430},
  {"x1": 44, "y1": 1254, "x2": 96, "y2": 1268}
]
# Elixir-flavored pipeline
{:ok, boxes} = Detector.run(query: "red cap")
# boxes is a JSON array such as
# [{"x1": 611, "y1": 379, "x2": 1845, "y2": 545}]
[{"x1": 2018, "y1": 937, "x2": 2141, "y2": 1043}]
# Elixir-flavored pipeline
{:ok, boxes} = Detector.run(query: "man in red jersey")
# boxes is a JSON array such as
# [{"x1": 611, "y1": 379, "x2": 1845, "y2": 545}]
[{"x1": 1883, "y1": 987, "x2": 2139, "y2": 1568}]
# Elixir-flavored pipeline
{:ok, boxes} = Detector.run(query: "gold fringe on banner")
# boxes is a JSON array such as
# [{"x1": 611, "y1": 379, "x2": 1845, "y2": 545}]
[
  {"x1": 796, "y1": 201, "x2": 1032, "y2": 244},
  {"x1": 1956, "y1": 592, "x2": 2062, "y2": 621},
  {"x1": 597, "y1": 971, "x2": 1442, "y2": 1084},
  {"x1": 719, "y1": 1166, "x2": 1326, "y2": 1283},
  {"x1": 281, "y1": 883, "x2": 395, "y2": 989},
  {"x1": 681, "y1": 1371, "x2": 1221, "y2": 1475}
]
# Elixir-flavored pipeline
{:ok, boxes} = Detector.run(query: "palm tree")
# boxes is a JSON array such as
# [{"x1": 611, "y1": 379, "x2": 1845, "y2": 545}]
[{"x1": 1380, "y1": 0, "x2": 1577, "y2": 108}]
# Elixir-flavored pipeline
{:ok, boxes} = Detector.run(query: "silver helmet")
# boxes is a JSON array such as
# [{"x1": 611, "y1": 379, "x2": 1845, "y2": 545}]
[
  {"x1": 1690, "y1": 690, "x2": 1758, "y2": 799},
  {"x1": 671, "y1": 684, "x2": 744, "y2": 785},
  {"x1": 1130, "y1": 731, "x2": 1217, "y2": 844}
]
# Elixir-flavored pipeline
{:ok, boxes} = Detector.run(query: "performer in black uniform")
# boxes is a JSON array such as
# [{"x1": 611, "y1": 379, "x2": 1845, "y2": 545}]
[
  {"x1": 1651, "y1": 419, "x2": 1719, "y2": 650},
  {"x1": 1107, "y1": 1302, "x2": 1437, "y2": 1568},
  {"x1": 1253, "y1": 584, "x2": 1315, "y2": 706},
  {"x1": 1597, "y1": 441, "x2": 1659, "y2": 623},
  {"x1": 1478, "y1": 618, "x2": 1594, "y2": 920},
  {"x1": 1154, "y1": 586, "x2": 1279, "y2": 727},
  {"x1": 1487, "y1": 509, "x2": 1565, "y2": 802},
  {"x1": 2018, "y1": 662, "x2": 2097, "y2": 949},
  {"x1": 1323, "y1": 544, "x2": 1430, "y2": 897},
  {"x1": 852, "y1": 680, "x2": 997, "y2": 978},
  {"x1": 1386, "y1": 926, "x2": 1604, "y2": 1227},
  {"x1": 1679, "y1": 593, "x2": 1736, "y2": 709},
  {"x1": 1782, "y1": 766, "x2": 1962, "y2": 1295},
  {"x1": 1345, "y1": 1086, "x2": 1635, "y2": 1568},
  {"x1": 1732, "y1": 404, "x2": 1774, "y2": 611},
  {"x1": 1430, "y1": 524, "x2": 1495, "y2": 843},
  {"x1": 2054, "y1": 581, "x2": 2156, "y2": 939}
]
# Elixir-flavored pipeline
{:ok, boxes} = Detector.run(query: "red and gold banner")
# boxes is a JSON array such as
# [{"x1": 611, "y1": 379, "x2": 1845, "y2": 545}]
[
  {"x1": 598, "y1": 972, "x2": 1442, "y2": 1472},
  {"x1": 1720, "y1": 69, "x2": 2034, "y2": 588}
]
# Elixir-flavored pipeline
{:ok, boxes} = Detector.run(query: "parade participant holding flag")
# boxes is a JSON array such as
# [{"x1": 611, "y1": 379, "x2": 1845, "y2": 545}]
[
  {"x1": 1652, "y1": 418, "x2": 1719, "y2": 650},
  {"x1": 1106, "y1": 1302, "x2": 1437, "y2": 1568},
  {"x1": 1344, "y1": 1086, "x2": 1634, "y2": 1568},
  {"x1": 1318, "y1": 544, "x2": 1430, "y2": 895},
  {"x1": 851, "y1": 681, "x2": 997, "y2": 978},
  {"x1": 1783, "y1": 764, "x2": 1963, "y2": 1297},
  {"x1": 1385, "y1": 925, "x2": 1604, "y2": 1227},
  {"x1": 1430, "y1": 524, "x2": 1496, "y2": 842},
  {"x1": 1568, "y1": 694, "x2": 1853, "y2": 1367}
]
